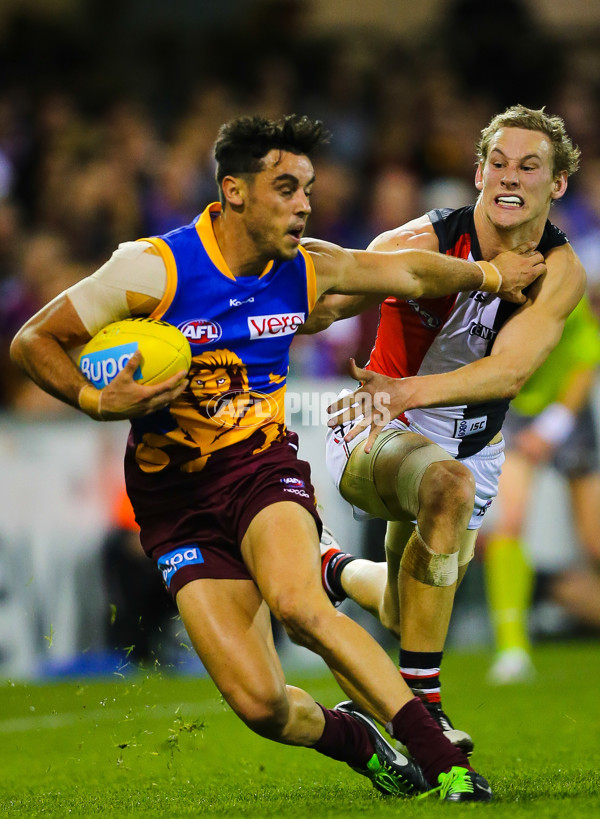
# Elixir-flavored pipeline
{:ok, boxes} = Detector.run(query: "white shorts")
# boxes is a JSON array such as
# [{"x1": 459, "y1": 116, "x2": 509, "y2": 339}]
[{"x1": 325, "y1": 395, "x2": 504, "y2": 530}]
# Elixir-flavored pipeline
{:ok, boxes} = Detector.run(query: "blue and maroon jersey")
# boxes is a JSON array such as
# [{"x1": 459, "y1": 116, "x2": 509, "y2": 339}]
[
  {"x1": 366, "y1": 205, "x2": 568, "y2": 458},
  {"x1": 126, "y1": 202, "x2": 317, "y2": 480}
]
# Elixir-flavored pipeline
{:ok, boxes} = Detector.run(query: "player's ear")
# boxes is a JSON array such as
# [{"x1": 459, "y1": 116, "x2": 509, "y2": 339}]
[
  {"x1": 474, "y1": 163, "x2": 484, "y2": 191},
  {"x1": 551, "y1": 170, "x2": 568, "y2": 201},
  {"x1": 221, "y1": 175, "x2": 246, "y2": 208}
]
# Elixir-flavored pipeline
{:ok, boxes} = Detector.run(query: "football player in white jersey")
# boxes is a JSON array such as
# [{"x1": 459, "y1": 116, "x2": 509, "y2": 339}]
[{"x1": 308, "y1": 105, "x2": 585, "y2": 752}]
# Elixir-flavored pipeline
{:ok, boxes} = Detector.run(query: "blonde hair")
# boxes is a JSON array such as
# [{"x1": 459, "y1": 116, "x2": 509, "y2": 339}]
[{"x1": 477, "y1": 104, "x2": 580, "y2": 177}]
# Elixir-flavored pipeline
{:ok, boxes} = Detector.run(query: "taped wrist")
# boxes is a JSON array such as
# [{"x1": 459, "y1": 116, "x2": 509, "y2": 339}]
[
  {"x1": 78, "y1": 384, "x2": 104, "y2": 420},
  {"x1": 475, "y1": 260, "x2": 503, "y2": 294},
  {"x1": 400, "y1": 527, "x2": 458, "y2": 586}
]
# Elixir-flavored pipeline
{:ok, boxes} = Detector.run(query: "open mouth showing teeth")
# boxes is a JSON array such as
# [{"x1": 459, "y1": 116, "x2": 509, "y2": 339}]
[{"x1": 496, "y1": 196, "x2": 523, "y2": 207}]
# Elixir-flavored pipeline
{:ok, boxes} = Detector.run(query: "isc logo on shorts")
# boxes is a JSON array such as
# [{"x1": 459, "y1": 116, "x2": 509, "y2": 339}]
[
  {"x1": 79, "y1": 342, "x2": 141, "y2": 388},
  {"x1": 454, "y1": 415, "x2": 487, "y2": 438},
  {"x1": 157, "y1": 545, "x2": 205, "y2": 588}
]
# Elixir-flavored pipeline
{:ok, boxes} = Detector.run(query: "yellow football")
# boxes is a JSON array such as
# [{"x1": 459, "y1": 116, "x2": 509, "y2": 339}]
[{"x1": 78, "y1": 318, "x2": 192, "y2": 389}]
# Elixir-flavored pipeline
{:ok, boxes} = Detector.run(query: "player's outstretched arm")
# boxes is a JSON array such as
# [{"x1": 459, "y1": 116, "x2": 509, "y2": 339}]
[
  {"x1": 307, "y1": 237, "x2": 545, "y2": 304},
  {"x1": 328, "y1": 243, "x2": 586, "y2": 452}
]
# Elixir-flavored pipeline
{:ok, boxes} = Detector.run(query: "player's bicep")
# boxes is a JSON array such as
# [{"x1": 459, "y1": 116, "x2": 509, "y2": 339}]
[
  {"x1": 367, "y1": 216, "x2": 439, "y2": 252},
  {"x1": 66, "y1": 241, "x2": 165, "y2": 336},
  {"x1": 15, "y1": 291, "x2": 95, "y2": 352},
  {"x1": 491, "y1": 305, "x2": 561, "y2": 368},
  {"x1": 65, "y1": 278, "x2": 130, "y2": 337},
  {"x1": 491, "y1": 275, "x2": 583, "y2": 380}
]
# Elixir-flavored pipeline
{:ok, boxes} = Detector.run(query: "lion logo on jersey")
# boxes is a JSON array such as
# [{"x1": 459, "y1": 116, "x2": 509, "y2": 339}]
[
  {"x1": 185, "y1": 348, "x2": 279, "y2": 435},
  {"x1": 188, "y1": 348, "x2": 249, "y2": 419},
  {"x1": 134, "y1": 348, "x2": 284, "y2": 474}
]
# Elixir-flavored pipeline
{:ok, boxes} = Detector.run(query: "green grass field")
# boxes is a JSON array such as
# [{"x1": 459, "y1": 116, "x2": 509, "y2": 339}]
[{"x1": 1, "y1": 641, "x2": 599, "y2": 817}]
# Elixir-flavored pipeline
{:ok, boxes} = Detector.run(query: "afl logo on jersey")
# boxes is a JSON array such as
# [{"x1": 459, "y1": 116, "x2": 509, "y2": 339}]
[
  {"x1": 204, "y1": 389, "x2": 280, "y2": 429},
  {"x1": 178, "y1": 319, "x2": 223, "y2": 344}
]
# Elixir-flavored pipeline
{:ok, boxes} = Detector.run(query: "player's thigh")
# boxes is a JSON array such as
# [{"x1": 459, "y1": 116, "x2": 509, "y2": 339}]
[
  {"x1": 176, "y1": 577, "x2": 286, "y2": 717},
  {"x1": 341, "y1": 429, "x2": 453, "y2": 521},
  {"x1": 240, "y1": 501, "x2": 328, "y2": 620}
]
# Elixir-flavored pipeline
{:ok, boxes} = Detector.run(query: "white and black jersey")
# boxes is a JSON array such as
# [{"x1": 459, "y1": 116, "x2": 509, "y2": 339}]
[{"x1": 366, "y1": 205, "x2": 568, "y2": 458}]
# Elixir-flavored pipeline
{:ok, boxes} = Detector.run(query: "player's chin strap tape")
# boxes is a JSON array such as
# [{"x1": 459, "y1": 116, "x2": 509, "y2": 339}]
[
  {"x1": 400, "y1": 526, "x2": 459, "y2": 586},
  {"x1": 78, "y1": 384, "x2": 104, "y2": 420}
]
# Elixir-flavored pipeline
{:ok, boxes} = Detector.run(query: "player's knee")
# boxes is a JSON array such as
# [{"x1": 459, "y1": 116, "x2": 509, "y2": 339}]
[
  {"x1": 419, "y1": 460, "x2": 475, "y2": 520},
  {"x1": 274, "y1": 597, "x2": 329, "y2": 651},
  {"x1": 401, "y1": 526, "x2": 459, "y2": 586}
]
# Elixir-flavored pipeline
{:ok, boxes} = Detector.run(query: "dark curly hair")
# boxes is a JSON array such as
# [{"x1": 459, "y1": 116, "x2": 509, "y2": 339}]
[{"x1": 214, "y1": 114, "x2": 329, "y2": 199}]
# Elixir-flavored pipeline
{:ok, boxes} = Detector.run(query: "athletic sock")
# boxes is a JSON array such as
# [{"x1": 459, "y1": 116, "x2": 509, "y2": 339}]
[
  {"x1": 321, "y1": 550, "x2": 356, "y2": 603},
  {"x1": 312, "y1": 704, "x2": 374, "y2": 767},
  {"x1": 387, "y1": 697, "x2": 472, "y2": 787},
  {"x1": 399, "y1": 649, "x2": 444, "y2": 705},
  {"x1": 484, "y1": 534, "x2": 533, "y2": 653}
]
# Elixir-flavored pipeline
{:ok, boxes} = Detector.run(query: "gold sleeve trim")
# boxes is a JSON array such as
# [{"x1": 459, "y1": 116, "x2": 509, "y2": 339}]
[
  {"x1": 300, "y1": 246, "x2": 317, "y2": 312},
  {"x1": 137, "y1": 237, "x2": 178, "y2": 319}
]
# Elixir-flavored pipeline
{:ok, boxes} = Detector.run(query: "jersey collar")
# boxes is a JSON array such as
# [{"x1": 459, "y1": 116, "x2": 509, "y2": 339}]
[{"x1": 195, "y1": 203, "x2": 274, "y2": 281}]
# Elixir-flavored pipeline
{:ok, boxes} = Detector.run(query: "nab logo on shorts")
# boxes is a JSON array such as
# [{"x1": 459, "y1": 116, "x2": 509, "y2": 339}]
[
  {"x1": 178, "y1": 319, "x2": 223, "y2": 344},
  {"x1": 281, "y1": 476, "x2": 309, "y2": 498},
  {"x1": 157, "y1": 545, "x2": 205, "y2": 589},
  {"x1": 281, "y1": 477, "x2": 305, "y2": 488},
  {"x1": 79, "y1": 343, "x2": 141, "y2": 388},
  {"x1": 248, "y1": 312, "x2": 305, "y2": 339}
]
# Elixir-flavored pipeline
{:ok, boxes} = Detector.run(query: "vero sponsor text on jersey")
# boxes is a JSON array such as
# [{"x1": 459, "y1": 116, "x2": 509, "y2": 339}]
[{"x1": 248, "y1": 312, "x2": 305, "y2": 339}]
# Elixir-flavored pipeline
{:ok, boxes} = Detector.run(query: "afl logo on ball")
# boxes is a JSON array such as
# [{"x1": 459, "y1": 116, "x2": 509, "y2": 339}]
[{"x1": 178, "y1": 319, "x2": 222, "y2": 344}]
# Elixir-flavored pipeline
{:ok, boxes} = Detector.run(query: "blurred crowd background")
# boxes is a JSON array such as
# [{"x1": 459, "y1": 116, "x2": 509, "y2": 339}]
[
  {"x1": 3, "y1": 0, "x2": 600, "y2": 407},
  {"x1": 1, "y1": 0, "x2": 600, "y2": 676}
]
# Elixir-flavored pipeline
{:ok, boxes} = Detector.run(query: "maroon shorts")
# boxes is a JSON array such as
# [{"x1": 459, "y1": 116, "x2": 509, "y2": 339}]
[{"x1": 126, "y1": 431, "x2": 322, "y2": 598}]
